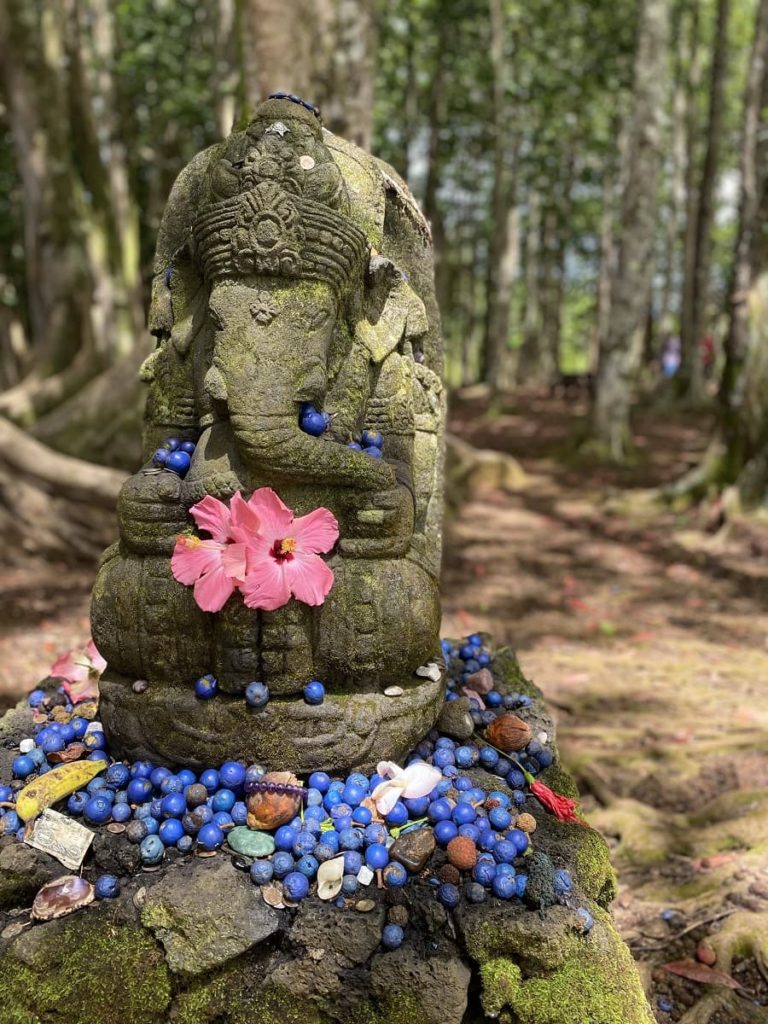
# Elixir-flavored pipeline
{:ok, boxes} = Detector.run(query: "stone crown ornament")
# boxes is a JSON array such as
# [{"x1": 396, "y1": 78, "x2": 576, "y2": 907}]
[{"x1": 192, "y1": 180, "x2": 368, "y2": 294}]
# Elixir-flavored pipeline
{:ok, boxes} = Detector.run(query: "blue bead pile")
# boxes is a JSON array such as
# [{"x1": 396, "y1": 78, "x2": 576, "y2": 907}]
[
  {"x1": 348, "y1": 427, "x2": 384, "y2": 458},
  {"x1": 299, "y1": 403, "x2": 331, "y2": 437},
  {"x1": 3, "y1": 635, "x2": 585, "y2": 955},
  {"x1": 152, "y1": 437, "x2": 197, "y2": 477}
]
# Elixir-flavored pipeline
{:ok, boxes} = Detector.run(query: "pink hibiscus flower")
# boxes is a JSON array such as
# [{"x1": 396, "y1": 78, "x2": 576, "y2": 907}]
[
  {"x1": 171, "y1": 492, "x2": 257, "y2": 613},
  {"x1": 240, "y1": 488, "x2": 339, "y2": 612},
  {"x1": 50, "y1": 639, "x2": 106, "y2": 704}
]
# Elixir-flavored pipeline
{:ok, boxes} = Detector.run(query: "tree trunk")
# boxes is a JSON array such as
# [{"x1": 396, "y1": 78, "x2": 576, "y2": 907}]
[
  {"x1": 481, "y1": 0, "x2": 518, "y2": 393},
  {"x1": 516, "y1": 192, "x2": 543, "y2": 384},
  {"x1": 592, "y1": 0, "x2": 670, "y2": 459},
  {"x1": 319, "y1": 0, "x2": 376, "y2": 149},
  {"x1": 0, "y1": 417, "x2": 126, "y2": 565},
  {"x1": 595, "y1": 167, "x2": 618, "y2": 372},
  {"x1": 719, "y1": 0, "x2": 768, "y2": 465},
  {"x1": 538, "y1": 203, "x2": 566, "y2": 381},
  {"x1": 681, "y1": 0, "x2": 730, "y2": 399}
]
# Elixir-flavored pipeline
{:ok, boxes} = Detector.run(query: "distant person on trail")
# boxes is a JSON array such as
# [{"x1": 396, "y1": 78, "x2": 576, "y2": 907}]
[
  {"x1": 700, "y1": 333, "x2": 715, "y2": 378},
  {"x1": 660, "y1": 334, "x2": 681, "y2": 378}
]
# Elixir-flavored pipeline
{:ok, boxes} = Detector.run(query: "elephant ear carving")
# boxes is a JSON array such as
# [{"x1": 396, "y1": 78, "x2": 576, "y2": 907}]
[{"x1": 357, "y1": 254, "x2": 428, "y2": 366}]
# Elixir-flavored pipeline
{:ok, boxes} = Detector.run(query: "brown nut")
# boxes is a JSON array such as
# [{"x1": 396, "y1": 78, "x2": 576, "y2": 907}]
[
  {"x1": 486, "y1": 712, "x2": 532, "y2": 753},
  {"x1": 447, "y1": 835, "x2": 478, "y2": 871},
  {"x1": 515, "y1": 813, "x2": 537, "y2": 833}
]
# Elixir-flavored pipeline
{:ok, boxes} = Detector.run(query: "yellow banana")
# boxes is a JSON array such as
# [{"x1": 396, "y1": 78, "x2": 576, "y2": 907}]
[{"x1": 16, "y1": 759, "x2": 107, "y2": 821}]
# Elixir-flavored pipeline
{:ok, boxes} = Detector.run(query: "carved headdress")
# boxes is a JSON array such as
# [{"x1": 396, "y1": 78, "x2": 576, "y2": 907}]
[{"x1": 192, "y1": 99, "x2": 368, "y2": 296}]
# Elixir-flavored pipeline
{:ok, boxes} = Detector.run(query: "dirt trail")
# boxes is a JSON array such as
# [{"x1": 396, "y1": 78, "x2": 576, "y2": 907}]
[
  {"x1": 1, "y1": 390, "x2": 766, "y2": 1020},
  {"x1": 444, "y1": 389, "x2": 768, "y2": 1022}
]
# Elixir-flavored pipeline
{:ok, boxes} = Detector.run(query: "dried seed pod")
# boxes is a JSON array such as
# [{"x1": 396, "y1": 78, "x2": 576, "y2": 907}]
[
  {"x1": 246, "y1": 771, "x2": 303, "y2": 830},
  {"x1": 437, "y1": 863, "x2": 461, "y2": 885},
  {"x1": 447, "y1": 835, "x2": 478, "y2": 871},
  {"x1": 515, "y1": 813, "x2": 537, "y2": 833},
  {"x1": 486, "y1": 713, "x2": 532, "y2": 753}
]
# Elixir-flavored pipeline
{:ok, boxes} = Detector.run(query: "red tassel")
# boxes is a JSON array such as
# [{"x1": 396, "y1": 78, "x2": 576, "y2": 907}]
[{"x1": 529, "y1": 779, "x2": 583, "y2": 823}]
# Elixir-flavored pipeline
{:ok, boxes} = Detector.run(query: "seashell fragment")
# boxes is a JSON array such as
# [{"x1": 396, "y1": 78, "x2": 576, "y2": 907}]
[
  {"x1": 262, "y1": 883, "x2": 285, "y2": 909},
  {"x1": 246, "y1": 771, "x2": 303, "y2": 830},
  {"x1": 32, "y1": 876, "x2": 94, "y2": 921},
  {"x1": 416, "y1": 663, "x2": 442, "y2": 682},
  {"x1": 355, "y1": 899, "x2": 376, "y2": 912},
  {"x1": 107, "y1": 822, "x2": 126, "y2": 834},
  {"x1": 317, "y1": 856, "x2": 345, "y2": 901}
]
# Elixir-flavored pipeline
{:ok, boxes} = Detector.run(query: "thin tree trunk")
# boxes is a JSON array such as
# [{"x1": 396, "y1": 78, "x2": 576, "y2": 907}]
[
  {"x1": 517, "y1": 192, "x2": 542, "y2": 384},
  {"x1": 678, "y1": 0, "x2": 703, "y2": 394},
  {"x1": 423, "y1": 18, "x2": 448, "y2": 312},
  {"x1": 319, "y1": 0, "x2": 376, "y2": 148},
  {"x1": 482, "y1": 0, "x2": 518, "y2": 392},
  {"x1": 685, "y1": 0, "x2": 730, "y2": 398},
  {"x1": 595, "y1": 169, "x2": 618, "y2": 371},
  {"x1": 592, "y1": 0, "x2": 670, "y2": 459}
]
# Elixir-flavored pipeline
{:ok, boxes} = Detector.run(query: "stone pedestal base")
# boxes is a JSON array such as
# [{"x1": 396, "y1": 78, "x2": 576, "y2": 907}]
[{"x1": 99, "y1": 671, "x2": 444, "y2": 773}]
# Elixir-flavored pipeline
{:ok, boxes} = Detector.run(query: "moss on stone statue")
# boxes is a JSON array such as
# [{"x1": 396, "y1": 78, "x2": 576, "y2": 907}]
[
  {"x1": 477, "y1": 913, "x2": 654, "y2": 1024},
  {"x1": 0, "y1": 908, "x2": 171, "y2": 1024}
]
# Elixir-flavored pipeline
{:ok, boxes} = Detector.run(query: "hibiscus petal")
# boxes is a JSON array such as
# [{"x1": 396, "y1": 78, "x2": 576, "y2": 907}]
[
  {"x1": 286, "y1": 551, "x2": 335, "y2": 606},
  {"x1": 193, "y1": 564, "x2": 237, "y2": 613},
  {"x1": 240, "y1": 556, "x2": 292, "y2": 612},
  {"x1": 229, "y1": 491, "x2": 261, "y2": 540},
  {"x1": 221, "y1": 542, "x2": 247, "y2": 582},
  {"x1": 400, "y1": 762, "x2": 443, "y2": 800},
  {"x1": 371, "y1": 778, "x2": 406, "y2": 815},
  {"x1": 62, "y1": 676, "x2": 100, "y2": 705},
  {"x1": 171, "y1": 536, "x2": 224, "y2": 586},
  {"x1": 292, "y1": 507, "x2": 339, "y2": 554},
  {"x1": 376, "y1": 761, "x2": 403, "y2": 781},
  {"x1": 246, "y1": 487, "x2": 293, "y2": 542},
  {"x1": 189, "y1": 495, "x2": 232, "y2": 543},
  {"x1": 85, "y1": 639, "x2": 107, "y2": 674},
  {"x1": 50, "y1": 650, "x2": 86, "y2": 684}
]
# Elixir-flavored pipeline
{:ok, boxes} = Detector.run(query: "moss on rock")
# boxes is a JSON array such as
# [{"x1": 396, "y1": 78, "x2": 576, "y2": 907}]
[
  {"x1": 0, "y1": 906, "x2": 171, "y2": 1024},
  {"x1": 477, "y1": 911, "x2": 654, "y2": 1024}
]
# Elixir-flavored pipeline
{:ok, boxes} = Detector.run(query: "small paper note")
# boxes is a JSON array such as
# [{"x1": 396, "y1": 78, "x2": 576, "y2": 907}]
[{"x1": 25, "y1": 809, "x2": 94, "y2": 870}]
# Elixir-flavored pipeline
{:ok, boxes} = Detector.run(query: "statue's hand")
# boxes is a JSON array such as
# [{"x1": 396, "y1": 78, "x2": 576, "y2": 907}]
[
  {"x1": 338, "y1": 481, "x2": 414, "y2": 558},
  {"x1": 117, "y1": 467, "x2": 189, "y2": 554}
]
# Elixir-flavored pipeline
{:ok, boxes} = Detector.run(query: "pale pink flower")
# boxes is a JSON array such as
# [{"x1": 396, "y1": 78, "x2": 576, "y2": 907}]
[
  {"x1": 240, "y1": 488, "x2": 339, "y2": 612},
  {"x1": 50, "y1": 639, "x2": 106, "y2": 704},
  {"x1": 371, "y1": 760, "x2": 443, "y2": 815},
  {"x1": 171, "y1": 493, "x2": 255, "y2": 613}
]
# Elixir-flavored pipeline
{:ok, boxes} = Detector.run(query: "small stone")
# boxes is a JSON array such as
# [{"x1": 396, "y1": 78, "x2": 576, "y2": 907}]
[
  {"x1": 384, "y1": 686, "x2": 404, "y2": 697},
  {"x1": 133, "y1": 886, "x2": 147, "y2": 909},
  {"x1": 515, "y1": 813, "x2": 537, "y2": 833},
  {"x1": 388, "y1": 905, "x2": 409, "y2": 927},
  {"x1": 536, "y1": 731, "x2": 548, "y2": 744},
  {"x1": 227, "y1": 827, "x2": 276, "y2": 859},
  {"x1": 416, "y1": 663, "x2": 441, "y2": 682},
  {"x1": 357, "y1": 865, "x2": 374, "y2": 886},
  {"x1": 355, "y1": 899, "x2": 376, "y2": 912},
  {"x1": 106, "y1": 822, "x2": 126, "y2": 834},
  {"x1": 132, "y1": 679, "x2": 149, "y2": 694},
  {"x1": 390, "y1": 828, "x2": 435, "y2": 874},
  {"x1": 19, "y1": 739, "x2": 34, "y2": 754},
  {"x1": 2, "y1": 920, "x2": 30, "y2": 939},
  {"x1": 436, "y1": 698, "x2": 474, "y2": 741},
  {"x1": 465, "y1": 668, "x2": 494, "y2": 694}
]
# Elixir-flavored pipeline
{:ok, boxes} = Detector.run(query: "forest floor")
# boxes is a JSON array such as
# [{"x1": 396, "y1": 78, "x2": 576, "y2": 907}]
[{"x1": 1, "y1": 390, "x2": 767, "y2": 1022}]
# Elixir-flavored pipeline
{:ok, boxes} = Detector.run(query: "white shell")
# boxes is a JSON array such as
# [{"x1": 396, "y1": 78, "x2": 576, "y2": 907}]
[
  {"x1": 416, "y1": 663, "x2": 442, "y2": 682},
  {"x1": 262, "y1": 883, "x2": 285, "y2": 909},
  {"x1": 317, "y1": 855, "x2": 345, "y2": 901},
  {"x1": 384, "y1": 686, "x2": 404, "y2": 697}
]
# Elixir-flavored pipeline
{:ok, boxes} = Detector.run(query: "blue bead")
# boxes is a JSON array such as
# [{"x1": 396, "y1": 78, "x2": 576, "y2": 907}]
[
  {"x1": 194, "y1": 675, "x2": 218, "y2": 700},
  {"x1": 437, "y1": 883, "x2": 460, "y2": 909},
  {"x1": 361, "y1": 429, "x2": 384, "y2": 449},
  {"x1": 363, "y1": 446, "x2": 383, "y2": 458},
  {"x1": 364, "y1": 822, "x2": 387, "y2": 846},
  {"x1": 452, "y1": 803, "x2": 477, "y2": 826},
  {"x1": 537, "y1": 749, "x2": 554, "y2": 768},
  {"x1": 322, "y1": 830, "x2": 340, "y2": 853},
  {"x1": 105, "y1": 763, "x2": 130, "y2": 788},
  {"x1": 381, "y1": 923, "x2": 404, "y2": 949},
  {"x1": 152, "y1": 448, "x2": 170, "y2": 466},
  {"x1": 308, "y1": 771, "x2": 331, "y2": 793},
  {"x1": 197, "y1": 823, "x2": 225, "y2": 851},
  {"x1": 2, "y1": 811, "x2": 20, "y2": 835},
  {"x1": 164, "y1": 438, "x2": 181, "y2": 451},
  {"x1": 112, "y1": 802, "x2": 131, "y2": 823},
  {"x1": 403, "y1": 795, "x2": 429, "y2": 818},
  {"x1": 434, "y1": 821, "x2": 459, "y2": 847},
  {"x1": 657, "y1": 997, "x2": 673, "y2": 1013},
  {"x1": 179, "y1": 440, "x2": 196, "y2": 455},
  {"x1": 161, "y1": 792, "x2": 187, "y2": 819},
  {"x1": 12, "y1": 755, "x2": 35, "y2": 779},
  {"x1": 177, "y1": 835, "x2": 194, "y2": 854},
  {"x1": 219, "y1": 761, "x2": 246, "y2": 790},
  {"x1": 200, "y1": 769, "x2": 220, "y2": 792},
  {"x1": 485, "y1": 691, "x2": 502, "y2": 707},
  {"x1": 303, "y1": 680, "x2": 325, "y2": 705},
  {"x1": 296, "y1": 854, "x2": 319, "y2": 879},
  {"x1": 477, "y1": 652, "x2": 491, "y2": 667},
  {"x1": 454, "y1": 746, "x2": 477, "y2": 768},
  {"x1": 250, "y1": 859, "x2": 274, "y2": 885},
  {"x1": 428, "y1": 799, "x2": 452, "y2": 823},
  {"x1": 492, "y1": 872, "x2": 516, "y2": 899},
  {"x1": 385, "y1": 803, "x2": 408, "y2": 828},
  {"x1": 342, "y1": 781, "x2": 366, "y2": 806},
  {"x1": 383, "y1": 862, "x2": 408, "y2": 887},
  {"x1": 245, "y1": 681, "x2": 269, "y2": 709},
  {"x1": 177, "y1": 769, "x2": 197, "y2": 787},
  {"x1": 95, "y1": 874, "x2": 120, "y2": 899},
  {"x1": 212, "y1": 811, "x2": 233, "y2": 830},
  {"x1": 365, "y1": 843, "x2": 389, "y2": 870},
  {"x1": 299, "y1": 409, "x2": 328, "y2": 436},
  {"x1": 70, "y1": 717, "x2": 88, "y2": 740},
  {"x1": 274, "y1": 852, "x2": 296, "y2": 879},
  {"x1": 142, "y1": 815, "x2": 160, "y2": 835},
  {"x1": 67, "y1": 791, "x2": 88, "y2": 815},
  {"x1": 508, "y1": 828, "x2": 529, "y2": 855},
  {"x1": 339, "y1": 827, "x2": 364, "y2": 852},
  {"x1": 166, "y1": 450, "x2": 191, "y2": 475},
  {"x1": 160, "y1": 775, "x2": 184, "y2": 795},
  {"x1": 576, "y1": 907, "x2": 594, "y2": 932},
  {"x1": 212, "y1": 789, "x2": 236, "y2": 813},
  {"x1": 274, "y1": 826, "x2": 298, "y2": 851},
  {"x1": 343, "y1": 850, "x2": 363, "y2": 874},
  {"x1": 489, "y1": 807, "x2": 512, "y2": 830},
  {"x1": 459, "y1": 645, "x2": 474, "y2": 661},
  {"x1": 27, "y1": 689, "x2": 47, "y2": 708},
  {"x1": 231, "y1": 801, "x2": 248, "y2": 825},
  {"x1": 140, "y1": 834, "x2": 164, "y2": 865},
  {"x1": 159, "y1": 818, "x2": 184, "y2": 845},
  {"x1": 341, "y1": 874, "x2": 358, "y2": 896},
  {"x1": 493, "y1": 840, "x2": 517, "y2": 864},
  {"x1": 473, "y1": 859, "x2": 496, "y2": 885},
  {"x1": 554, "y1": 868, "x2": 573, "y2": 894},
  {"x1": 84, "y1": 795, "x2": 112, "y2": 825},
  {"x1": 347, "y1": 442, "x2": 363, "y2": 450},
  {"x1": 514, "y1": 874, "x2": 528, "y2": 898},
  {"x1": 294, "y1": 830, "x2": 319, "y2": 857},
  {"x1": 352, "y1": 805, "x2": 372, "y2": 825}
]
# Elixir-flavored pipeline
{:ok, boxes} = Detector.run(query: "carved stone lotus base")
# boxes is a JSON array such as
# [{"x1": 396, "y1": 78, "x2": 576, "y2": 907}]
[{"x1": 98, "y1": 671, "x2": 444, "y2": 773}]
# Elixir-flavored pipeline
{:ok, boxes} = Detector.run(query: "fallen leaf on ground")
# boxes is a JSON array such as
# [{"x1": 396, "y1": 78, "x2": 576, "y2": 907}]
[{"x1": 662, "y1": 960, "x2": 740, "y2": 988}]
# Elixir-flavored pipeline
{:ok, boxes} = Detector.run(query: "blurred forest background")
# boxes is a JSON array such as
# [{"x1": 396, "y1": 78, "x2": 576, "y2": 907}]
[{"x1": 3, "y1": 6, "x2": 768, "y2": 1014}]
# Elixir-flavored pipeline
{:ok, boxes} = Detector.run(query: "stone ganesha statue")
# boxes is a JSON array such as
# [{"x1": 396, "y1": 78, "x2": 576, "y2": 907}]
[{"x1": 91, "y1": 95, "x2": 446, "y2": 772}]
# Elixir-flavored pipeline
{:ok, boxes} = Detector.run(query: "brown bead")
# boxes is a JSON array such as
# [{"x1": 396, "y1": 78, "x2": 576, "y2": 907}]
[
  {"x1": 515, "y1": 813, "x2": 537, "y2": 833},
  {"x1": 246, "y1": 771, "x2": 303, "y2": 830},
  {"x1": 696, "y1": 943, "x2": 717, "y2": 966},
  {"x1": 446, "y1": 835, "x2": 478, "y2": 871},
  {"x1": 486, "y1": 713, "x2": 532, "y2": 753},
  {"x1": 388, "y1": 905, "x2": 409, "y2": 927}
]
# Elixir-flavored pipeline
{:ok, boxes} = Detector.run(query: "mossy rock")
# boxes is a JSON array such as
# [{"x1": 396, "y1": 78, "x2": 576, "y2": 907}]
[
  {"x1": 0, "y1": 903, "x2": 171, "y2": 1024},
  {"x1": 477, "y1": 910, "x2": 654, "y2": 1024}
]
